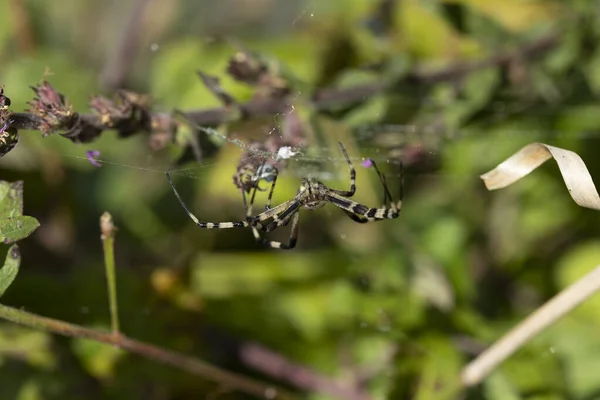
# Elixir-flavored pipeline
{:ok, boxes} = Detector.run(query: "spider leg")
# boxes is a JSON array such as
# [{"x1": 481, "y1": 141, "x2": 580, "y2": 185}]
[
  {"x1": 242, "y1": 159, "x2": 279, "y2": 224},
  {"x1": 366, "y1": 158, "x2": 402, "y2": 207},
  {"x1": 240, "y1": 180, "x2": 298, "y2": 250},
  {"x1": 329, "y1": 142, "x2": 356, "y2": 197},
  {"x1": 252, "y1": 157, "x2": 279, "y2": 210},
  {"x1": 246, "y1": 192, "x2": 303, "y2": 247},
  {"x1": 326, "y1": 192, "x2": 401, "y2": 221},
  {"x1": 244, "y1": 180, "x2": 259, "y2": 220},
  {"x1": 244, "y1": 187, "x2": 304, "y2": 231},
  {"x1": 166, "y1": 171, "x2": 248, "y2": 228},
  {"x1": 324, "y1": 151, "x2": 403, "y2": 222},
  {"x1": 264, "y1": 169, "x2": 278, "y2": 211},
  {"x1": 251, "y1": 211, "x2": 300, "y2": 249},
  {"x1": 326, "y1": 143, "x2": 403, "y2": 223},
  {"x1": 262, "y1": 199, "x2": 302, "y2": 232},
  {"x1": 341, "y1": 209, "x2": 369, "y2": 223}
]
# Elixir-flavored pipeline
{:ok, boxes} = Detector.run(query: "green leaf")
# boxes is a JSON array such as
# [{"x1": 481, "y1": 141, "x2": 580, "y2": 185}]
[
  {"x1": 554, "y1": 241, "x2": 600, "y2": 321},
  {"x1": 483, "y1": 372, "x2": 521, "y2": 400},
  {"x1": 0, "y1": 180, "x2": 40, "y2": 244},
  {"x1": 0, "y1": 325, "x2": 54, "y2": 368},
  {"x1": 0, "y1": 244, "x2": 21, "y2": 297},
  {"x1": 500, "y1": 345, "x2": 565, "y2": 397},
  {"x1": 414, "y1": 335, "x2": 463, "y2": 400},
  {"x1": 0, "y1": 180, "x2": 24, "y2": 218},
  {"x1": 443, "y1": 0, "x2": 559, "y2": 33},
  {"x1": 71, "y1": 333, "x2": 125, "y2": 379},
  {"x1": 394, "y1": 0, "x2": 481, "y2": 59},
  {"x1": 546, "y1": 318, "x2": 600, "y2": 398},
  {"x1": 0, "y1": 217, "x2": 41, "y2": 244}
]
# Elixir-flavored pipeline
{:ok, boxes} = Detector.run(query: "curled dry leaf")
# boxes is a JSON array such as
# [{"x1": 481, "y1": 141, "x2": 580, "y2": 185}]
[
  {"x1": 480, "y1": 142, "x2": 600, "y2": 210},
  {"x1": 463, "y1": 143, "x2": 600, "y2": 387}
]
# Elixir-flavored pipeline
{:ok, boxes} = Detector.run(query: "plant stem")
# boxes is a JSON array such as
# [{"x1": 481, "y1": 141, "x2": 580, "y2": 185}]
[
  {"x1": 100, "y1": 212, "x2": 120, "y2": 335},
  {"x1": 0, "y1": 302, "x2": 295, "y2": 399}
]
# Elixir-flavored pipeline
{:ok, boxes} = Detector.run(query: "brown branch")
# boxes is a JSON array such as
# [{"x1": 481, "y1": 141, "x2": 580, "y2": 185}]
[
  {"x1": 407, "y1": 32, "x2": 559, "y2": 84},
  {"x1": 7, "y1": 32, "x2": 559, "y2": 143},
  {"x1": 0, "y1": 302, "x2": 297, "y2": 399},
  {"x1": 241, "y1": 341, "x2": 374, "y2": 400}
]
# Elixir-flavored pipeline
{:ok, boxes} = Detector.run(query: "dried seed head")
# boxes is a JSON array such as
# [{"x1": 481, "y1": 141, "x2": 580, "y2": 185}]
[
  {"x1": 27, "y1": 81, "x2": 78, "y2": 136},
  {"x1": 0, "y1": 87, "x2": 18, "y2": 157},
  {"x1": 90, "y1": 95, "x2": 120, "y2": 126},
  {"x1": 0, "y1": 123, "x2": 18, "y2": 158},
  {"x1": 149, "y1": 113, "x2": 177, "y2": 151},
  {"x1": 0, "y1": 87, "x2": 11, "y2": 110},
  {"x1": 90, "y1": 90, "x2": 151, "y2": 138},
  {"x1": 227, "y1": 51, "x2": 268, "y2": 85}
]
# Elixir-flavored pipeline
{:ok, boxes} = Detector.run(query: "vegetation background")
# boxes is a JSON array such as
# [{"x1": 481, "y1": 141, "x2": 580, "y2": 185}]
[{"x1": 2, "y1": 0, "x2": 600, "y2": 399}]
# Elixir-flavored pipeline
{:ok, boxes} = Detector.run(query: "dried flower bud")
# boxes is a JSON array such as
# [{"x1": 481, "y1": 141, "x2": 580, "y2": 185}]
[
  {"x1": 0, "y1": 87, "x2": 11, "y2": 110},
  {"x1": 0, "y1": 87, "x2": 18, "y2": 157},
  {"x1": 90, "y1": 90, "x2": 151, "y2": 138},
  {"x1": 227, "y1": 51, "x2": 268, "y2": 85},
  {"x1": 149, "y1": 113, "x2": 177, "y2": 151},
  {"x1": 259, "y1": 74, "x2": 291, "y2": 99},
  {"x1": 117, "y1": 90, "x2": 149, "y2": 110},
  {"x1": 27, "y1": 81, "x2": 78, "y2": 136},
  {"x1": 90, "y1": 95, "x2": 121, "y2": 126},
  {"x1": 0, "y1": 122, "x2": 19, "y2": 158}
]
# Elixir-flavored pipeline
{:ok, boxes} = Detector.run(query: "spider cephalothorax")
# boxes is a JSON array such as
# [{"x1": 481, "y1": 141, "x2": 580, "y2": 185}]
[
  {"x1": 167, "y1": 142, "x2": 402, "y2": 249},
  {"x1": 295, "y1": 179, "x2": 332, "y2": 210}
]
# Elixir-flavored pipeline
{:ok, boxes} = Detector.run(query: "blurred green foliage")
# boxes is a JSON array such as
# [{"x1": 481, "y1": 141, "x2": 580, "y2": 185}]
[{"x1": 2, "y1": 0, "x2": 600, "y2": 399}]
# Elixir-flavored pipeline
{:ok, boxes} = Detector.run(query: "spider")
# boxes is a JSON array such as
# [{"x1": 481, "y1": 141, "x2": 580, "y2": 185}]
[
  {"x1": 166, "y1": 142, "x2": 403, "y2": 249},
  {"x1": 233, "y1": 152, "x2": 279, "y2": 194}
]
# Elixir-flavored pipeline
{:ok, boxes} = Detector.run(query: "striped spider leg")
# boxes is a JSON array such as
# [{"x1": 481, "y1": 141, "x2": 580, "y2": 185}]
[
  {"x1": 242, "y1": 162, "x2": 301, "y2": 249},
  {"x1": 340, "y1": 158, "x2": 403, "y2": 223},
  {"x1": 166, "y1": 153, "x2": 280, "y2": 231},
  {"x1": 166, "y1": 171, "x2": 250, "y2": 230}
]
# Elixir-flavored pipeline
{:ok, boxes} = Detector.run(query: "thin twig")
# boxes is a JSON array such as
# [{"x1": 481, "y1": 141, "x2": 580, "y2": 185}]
[
  {"x1": 0, "y1": 302, "x2": 296, "y2": 399},
  {"x1": 241, "y1": 342, "x2": 374, "y2": 400},
  {"x1": 406, "y1": 32, "x2": 558, "y2": 85}
]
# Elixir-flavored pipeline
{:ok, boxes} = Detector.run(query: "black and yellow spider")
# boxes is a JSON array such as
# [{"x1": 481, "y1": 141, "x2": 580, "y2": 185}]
[{"x1": 166, "y1": 142, "x2": 402, "y2": 249}]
